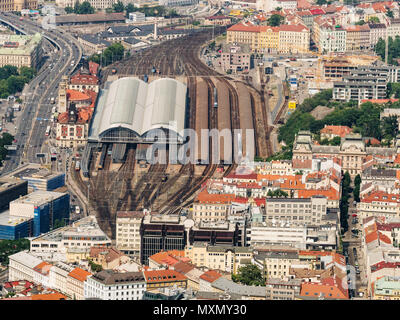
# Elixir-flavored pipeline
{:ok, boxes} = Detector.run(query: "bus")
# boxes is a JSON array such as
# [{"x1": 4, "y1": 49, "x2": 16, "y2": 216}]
[{"x1": 45, "y1": 125, "x2": 51, "y2": 136}]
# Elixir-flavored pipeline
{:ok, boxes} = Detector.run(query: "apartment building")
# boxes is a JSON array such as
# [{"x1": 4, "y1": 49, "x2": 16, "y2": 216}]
[
  {"x1": 66, "y1": 267, "x2": 91, "y2": 300},
  {"x1": 115, "y1": 211, "x2": 144, "y2": 257},
  {"x1": 144, "y1": 270, "x2": 188, "y2": 291},
  {"x1": 56, "y1": 0, "x2": 117, "y2": 9},
  {"x1": 369, "y1": 23, "x2": 386, "y2": 47},
  {"x1": 49, "y1": 262, "x2": 74, "y2": 295},
  {"x1": 0, "y1": 33, "x2": 42, "y2": 69},
  {"x1": 227, "y1": 23, "x2": 310, "y2": 54},
  {"x1": 266, "y1": 278, "x2": 302, "y2": 300},
  {"x1": 84, "y1": 270, "x2": 146, "y2": 300},
  {"x1": 256, "y1": 250, "x2": 304, "y2": 280},
  {"x1": 264, "y1": 196, "x2": 328, "y2": 226},
  {"x1": 373, "y1": 276, "x2": 400, "y2": 300},
  {"x1": 0, "y1": 0, "x2": 37, "y2": 12},
  {"x1": 9, "y1": 251, "x2": 44, "y2": 283},
  {"x1": 345, "y1": 24, "x2": 370, "y2": 51},
  {"x1": 278, "y1": 24, "x2": 310, "y2": 54},
  {"x1": 184, "y1": 242, "x2": 253, "y2": 274},
  {"x1": 192, "y1": 191, "x2": 234, "y2": 223},
  {"x1": 313, "y1": 17, "x2": 346, "y2": 53},
  {"x1": 357, "y1": 190, "x2": 400, "y2": 219}
]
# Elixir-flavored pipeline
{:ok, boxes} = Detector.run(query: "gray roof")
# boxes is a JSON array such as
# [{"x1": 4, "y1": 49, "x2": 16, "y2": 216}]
[
  {"x1": 79, "y1": 34, "x2": 111, "y2": 46},
  {"x1": 366, "y1": 147, "x2": 396, "y2": 156},
  {"x1": 91, "y1": 270, "x2": 145, "y2": 285},
  {"x1": 89, "y1": 77, "x2": 187, "y2": 140},
  {"x1": 207, "y1": 245, "x2": 252, "y2": 253},
  {"x1": 211, "y1": 277, "x2": 266, "y2": 297}
]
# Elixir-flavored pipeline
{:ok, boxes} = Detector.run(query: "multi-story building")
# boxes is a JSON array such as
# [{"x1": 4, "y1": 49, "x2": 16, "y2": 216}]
[
  {"x1": 369, "y1": 23, "x2": 387, "y2": 47},
  {"x1": 266, "y1": 278, "x2": 302, "y2": 300},
  {"x1": 192, "y1": 191, "x2": 234, "y2": 223},
  {"x1": 373, "y1": 276, "x2": 400, "y2": 300},
  {"x1": 357, "y1": 190, "x2": 400, "y2": 219},
  {"x1": 0, "y1": 33, "x2": 42, "y2": 69},
  {"x1": 313, "y1": 16, "x2": 347, "y2": 54},
  {"x1": 293, "y1": 130, "x2": 400, "y2": 177},
  {"x1": 144, "y1": 270, "x2": 188, "y2": 291},
  {"x1": 6, "y1": 190, "x2": 70, "y2": 238},
  {"x1": 77, "y1": 34, "x2": 111, "y2": 56},
  {"x1": 264, "y1": 196, "x2": 328, "y2": 226},
  {"x1": 84, "y1": 270, "x2": 146, "y2": 300},
  {"x1": 278, "y1": 24, "x2": 310, "y2": 54},
  {"x1": 66, "y1": 267, "x2": 91, "y2": 300},
  {"x1": 188, "y1": 221, "x2": 239, "y2": 247},
  {"x1": 184, "y1": 243, "x2": 253, "y2": 274},
  {"x1": 8, "y1": 251, "x2": 44, "y2": 283},
  {"x1": 30, "y1": 216, "x2": 111, "y2": 261},
  {"x1": 218, "y1": 44, "x2": 251, "y2": 74},
  {"x1": 227, "y1": 23, "x2": 310, "y2": 54},
  {"x1": 116, "y1": 211, "x2": 145, "y2": 257},
  {"x1": 49, "y1": 262, "x2": 74, "y2": 295},
  {"x1": 0, "y1": 178, "x2": 28, "y2": 211},
  {"x1": 253, "y1": 250, "x2": 301, "y2": 280},
  {"x1": 345, "y1": 24, "x2": 370, "y2": 51},
  {"x1": 0, "y1": 0, "x2": 37, "y2": 12},
  {"x1": 56, "y1": 0, "x2": 117, "y2": 9},
  {"x1": 140, "y1": 214, "x2": 187, "y2": 265}
]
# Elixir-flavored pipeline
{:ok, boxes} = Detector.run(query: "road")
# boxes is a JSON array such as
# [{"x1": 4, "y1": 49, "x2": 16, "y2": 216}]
[{"x1": 0, "y1": 12, "x2": 82, "y2": 176}]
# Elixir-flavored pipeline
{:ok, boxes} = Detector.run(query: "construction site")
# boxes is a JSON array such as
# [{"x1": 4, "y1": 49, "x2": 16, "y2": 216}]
[{"x1": 70, "y1": 28, "x2": 287, "y2": 238}]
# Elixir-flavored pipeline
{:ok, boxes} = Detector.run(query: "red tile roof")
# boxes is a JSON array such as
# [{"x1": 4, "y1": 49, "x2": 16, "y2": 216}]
[
  {"x1": 300, "y1": 279, "x2": 348, "y2": 299},
  {"x1": 200, "y1": 270, "x2": 222, "y2": 283},
  {"x1": 70, "y1": 74, "x2": 99, "y2": 85},
  {"x1": 66, "y1": 89, "x2": 91, "y2": 102},
  {"x1": 360, "y1": 98, "x2": 399, "y2": 104},
  {"x1": 320, "y1": 125, "x2": 353, "y2": 138},
  {"x1": 143, "y1": 269, "x2": 187, "y2": 283},
  {"x1": 31, "y1": 293, "x2": 67, "y2": 300},
  {"x1": 68, "y1": 267, "x2": 91, "y2": 282}
]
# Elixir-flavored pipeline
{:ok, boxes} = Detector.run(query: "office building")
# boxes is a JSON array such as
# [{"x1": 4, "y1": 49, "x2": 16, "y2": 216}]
[{"x1": 140, "y1": 214, "x2": 187, "y2": 265}]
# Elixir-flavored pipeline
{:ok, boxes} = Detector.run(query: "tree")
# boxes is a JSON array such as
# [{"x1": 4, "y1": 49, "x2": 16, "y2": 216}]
[
  {"x1": 368, "y1": 16, "x2": 380, "y2": 24},
  {"x1": 74, "y1": 1, "x2": 94, "y2": 14},
  {"x1": 267, "y1": 14, "x2": 284, "y2": 27},
  {"x1": 316, "y1": 0, "x2": 327, "y2": 4},
  {"x1": 232, "y1": 264, "x2": 265, "y2": 286},
  {"x1": 381, "y1": 115, "x2": 399, "y2": 145},
  {"x1": 64, "y1": 6, "x2": 74, "y2": 13},
  {"x1": 89, "y1": 260, "x2": 103, "y2": 272},
  {"x1": 387, "y1": 9, "x2": 394, "y2": 18},
  {"x1": 274, "y1": 6, "x2": 282, "y2": 10},
  {"x1": 355, "y1": 20, "x2": 365, "y2": 25},
  {"x1": 19, "y1": 66, "x2": 36, "y2": 80},
  {"x1": 112, "y1": 0, "x2": 124, "y2": 12},
  {"x1": 125, "y1": 3, "x2": 136, "y2": 17}
]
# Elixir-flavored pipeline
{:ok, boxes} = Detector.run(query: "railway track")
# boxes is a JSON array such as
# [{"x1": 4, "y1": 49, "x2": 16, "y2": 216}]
[{"x1": 80, "y1": 27, "x2": 278, "y2": 230}]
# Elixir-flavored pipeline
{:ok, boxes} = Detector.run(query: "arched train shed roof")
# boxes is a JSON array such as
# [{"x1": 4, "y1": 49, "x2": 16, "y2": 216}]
[{"x1": 88, "y1": 77, "x2": 187, "y2": 142}]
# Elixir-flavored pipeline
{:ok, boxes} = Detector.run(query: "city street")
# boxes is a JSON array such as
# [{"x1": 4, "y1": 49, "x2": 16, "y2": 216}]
[{"x1": 0, "y1": 12, "x2": 82, "y2": 176}]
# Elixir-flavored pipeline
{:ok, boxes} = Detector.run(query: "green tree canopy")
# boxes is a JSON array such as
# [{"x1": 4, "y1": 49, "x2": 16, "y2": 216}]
[
  {"x1": 232, "y1": 264, "x2": 265, "y2": 286},
  {"x1": 267, "y1": 14, "x2": 284, "y2": 27},
  {"x1": 112, "y1": 0, "x2": 124, "y2": 12}
]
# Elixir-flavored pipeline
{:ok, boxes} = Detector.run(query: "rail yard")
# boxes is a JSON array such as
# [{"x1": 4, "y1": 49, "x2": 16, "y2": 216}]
[{"x1": 71, "y1": 28, "x2": 283, "y2": 238}]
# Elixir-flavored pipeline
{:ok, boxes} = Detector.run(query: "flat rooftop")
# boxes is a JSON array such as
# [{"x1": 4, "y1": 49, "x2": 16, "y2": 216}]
[
  {"x1": 2, "y1": 163, "x2": 64, "y2": 181},
  {"x1": 0, "y1": 210, "x2": 31, "y2": 226},
  {"x1": 11, "y1": 190, "x2": 66, "y2": 206},
  {"x1": 31, "y1": 216, "x2": 110, "y2": 243},
  {"x1": 0, "y1": 178, "x2": 27, "y2": 193},
  {"x1": 0, "y1": 33, "x2": 41, "y2": 55}
]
